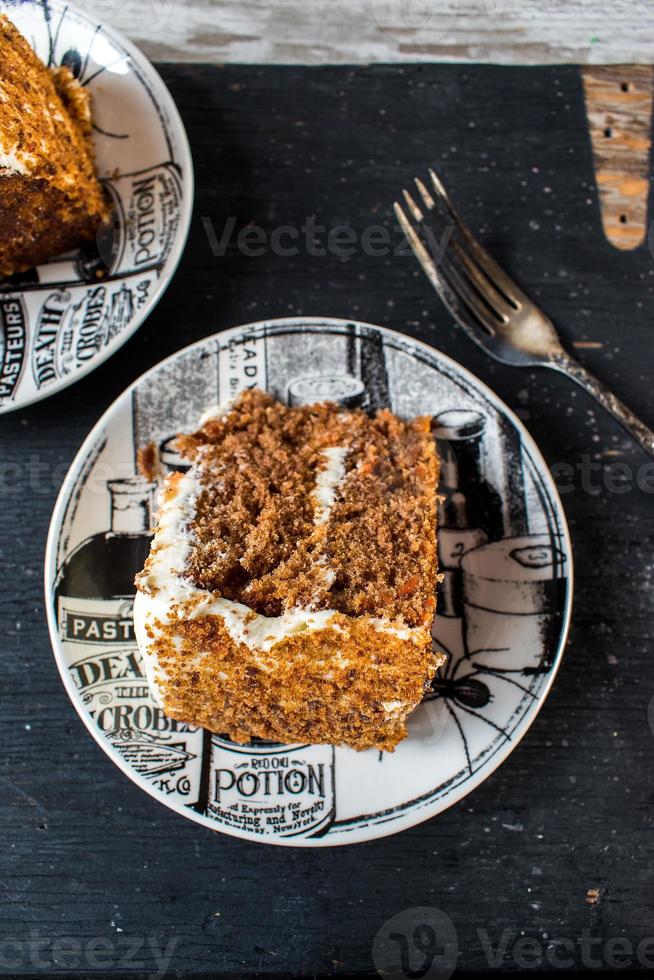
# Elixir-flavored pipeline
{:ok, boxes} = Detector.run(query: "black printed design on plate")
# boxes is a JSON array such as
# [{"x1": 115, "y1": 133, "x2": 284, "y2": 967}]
[
  {"x1": 49, "y1": 320, "x2": 570, "y2": 843},
  {"x1": 0, "y1": 0, "x2": 188, "y2": 411}
]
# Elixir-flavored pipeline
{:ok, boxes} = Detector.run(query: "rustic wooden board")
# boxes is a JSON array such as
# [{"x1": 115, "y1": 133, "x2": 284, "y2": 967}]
[
  {"x1": 0, "y1": 64, "x2": 653, "y2": 977},
  {"x1": 113, "y1": 0, "x2": 654, "y2": 66},
  {"x1": 583, "y1": 65, "x2": 654, "y2": 250}
]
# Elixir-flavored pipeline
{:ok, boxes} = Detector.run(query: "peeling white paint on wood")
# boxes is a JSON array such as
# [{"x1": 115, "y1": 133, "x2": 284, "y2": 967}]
[{"x1": 89, "y1": 0, "x2": 654, "y2": 65}]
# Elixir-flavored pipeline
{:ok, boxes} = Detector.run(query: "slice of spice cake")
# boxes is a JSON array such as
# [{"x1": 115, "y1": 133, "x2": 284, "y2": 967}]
[
  {"x1": 0, "y1": 14, "x2": 109, "y2": 277},
  {"x1": 134, "y1": 388, "x2": 443, "y2": 751}
]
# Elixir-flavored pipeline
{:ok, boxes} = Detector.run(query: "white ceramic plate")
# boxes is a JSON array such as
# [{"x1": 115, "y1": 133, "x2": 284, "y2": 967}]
[
  {"x1": 0, "y1": 0, "x2": 193, "y2": 413},
  {"x1": 45, "y1": 318, "x2": 573, "y2": 846}
]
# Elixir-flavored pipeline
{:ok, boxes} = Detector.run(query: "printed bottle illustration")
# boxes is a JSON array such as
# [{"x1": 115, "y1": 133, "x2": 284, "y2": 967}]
[
  {"x1": 54, "y1": 478, "x2": 155, "y2": 722},
  {"x1": 432, "y1": 410, "x2": 504, "y2": 618},
  {"x1": 55, "y1": 478, "x2": 154, "y2": 604},
  {"x1": 55, "y1": 476, "x2": 208, "y2": 801}
]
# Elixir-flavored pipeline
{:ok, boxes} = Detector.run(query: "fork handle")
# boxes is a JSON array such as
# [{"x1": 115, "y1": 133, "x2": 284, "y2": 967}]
[{"x1": 549, "y1": 351, "x2": 654, "y2": 459}]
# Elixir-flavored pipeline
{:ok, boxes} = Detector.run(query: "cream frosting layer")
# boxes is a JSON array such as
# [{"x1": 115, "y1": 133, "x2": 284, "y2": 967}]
[
  {"x1": 0, "y1": 141, "x2": 33, "y2": 175},
  {"x1": 312, "y1": 446, "x2": 349, "y2": 525}
]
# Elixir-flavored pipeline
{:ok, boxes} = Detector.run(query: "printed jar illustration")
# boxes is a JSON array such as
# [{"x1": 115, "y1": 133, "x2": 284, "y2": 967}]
[
  {"x1": 55, "y1": 477, "x2": 154, "y2": 608},
  {"x1": 197, "y1": 737, "x2": 336, "y2": 839},
  {"x1": 287, "y1": 373, "x2": 365, "y2": 408},
  {"x1": 460, "y1": 535, "x2": 567, "y2": 672}
]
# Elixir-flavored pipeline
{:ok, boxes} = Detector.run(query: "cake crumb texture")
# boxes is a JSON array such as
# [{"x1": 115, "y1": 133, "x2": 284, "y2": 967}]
[
  {"x1": 137, "y1": 387, "x2": 443, "y2": 751},
  {"x1": 179, "y1": 389, "x2": 438, "y2": 627},
  {"x1": 145, "y1": 613, "x2": 439, "y2": 751}
]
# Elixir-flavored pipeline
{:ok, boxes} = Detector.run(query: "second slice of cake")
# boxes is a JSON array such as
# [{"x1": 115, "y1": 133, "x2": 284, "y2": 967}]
[
  {"x1": 0, "y1": 14, "x2": 109, "y2": 277},
  {"x1": 134, "y1": 388, "x2": 443, "y2": 751}
]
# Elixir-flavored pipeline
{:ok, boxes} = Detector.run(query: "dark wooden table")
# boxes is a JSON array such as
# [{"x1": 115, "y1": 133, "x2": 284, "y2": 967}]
[{"x1": 1, "y1": 64, "x2": 653, "y2": 978}]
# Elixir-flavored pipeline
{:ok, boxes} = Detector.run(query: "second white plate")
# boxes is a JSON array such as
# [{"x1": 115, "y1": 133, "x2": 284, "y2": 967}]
[{"x1": 0, "y1": 0, "x2": 193, "y2": 413}]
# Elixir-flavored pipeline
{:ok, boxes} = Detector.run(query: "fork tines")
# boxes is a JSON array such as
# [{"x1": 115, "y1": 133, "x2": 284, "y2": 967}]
[{"x1": 394, "y1": 169, "x2": 524, "y2": 340}]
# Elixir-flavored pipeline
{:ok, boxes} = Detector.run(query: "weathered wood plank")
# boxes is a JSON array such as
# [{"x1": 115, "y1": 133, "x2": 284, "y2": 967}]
[
  {"x1": 108, "y1": 0, "x2": 654, "y2": 65},
  {"x1": 582, "y1": 65, "x2": 654, "y2": 250}
]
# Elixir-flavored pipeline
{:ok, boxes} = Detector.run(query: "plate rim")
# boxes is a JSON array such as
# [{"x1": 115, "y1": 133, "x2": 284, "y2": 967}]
[
  {"x1": 44, "y1": 315, "x2": 574, "y2": 847},
  {"x1": 0, "y1": 0, "x2": 195, "y2": 414}
]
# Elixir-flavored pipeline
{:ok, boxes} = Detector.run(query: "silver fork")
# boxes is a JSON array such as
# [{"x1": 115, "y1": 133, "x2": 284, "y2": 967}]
[{"x1": 394, "y1": 170, "x2": 654, "y2": 459}]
